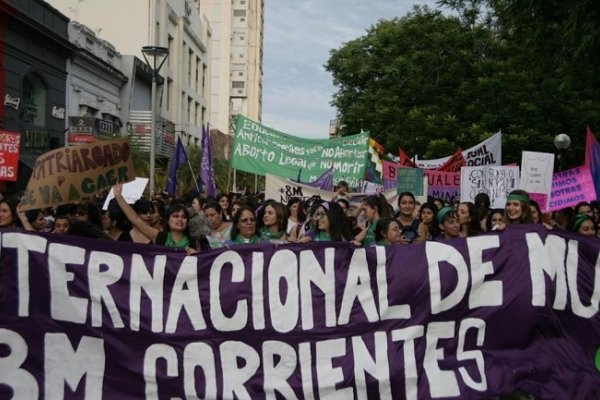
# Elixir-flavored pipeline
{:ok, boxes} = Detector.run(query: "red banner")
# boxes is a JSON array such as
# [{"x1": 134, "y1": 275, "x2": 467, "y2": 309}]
[{"x1": 0, "y1": 130, "x2": 21, "y2": 181}]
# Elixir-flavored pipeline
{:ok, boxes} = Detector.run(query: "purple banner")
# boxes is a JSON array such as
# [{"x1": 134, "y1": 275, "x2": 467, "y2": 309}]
[{"x1": 0, "y1": 226, "x2": 599, "y2": 399}]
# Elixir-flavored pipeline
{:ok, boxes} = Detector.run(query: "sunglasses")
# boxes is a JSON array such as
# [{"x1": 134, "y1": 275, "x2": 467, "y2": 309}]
[
  {"x1": 313, "y1": 212, "x2": 327, "y2": 219},
  {"x1": 239, "y1": 217, "x2": 256, "y2": 224}
]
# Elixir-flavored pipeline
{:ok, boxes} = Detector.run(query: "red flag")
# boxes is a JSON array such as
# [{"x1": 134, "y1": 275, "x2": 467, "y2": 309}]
[
  {"x1": 437, "y1": 148, "x2": 466, "y2": 172},
  {"x1": 399, "y1": 147, "x2": 417, "y2": 168}
]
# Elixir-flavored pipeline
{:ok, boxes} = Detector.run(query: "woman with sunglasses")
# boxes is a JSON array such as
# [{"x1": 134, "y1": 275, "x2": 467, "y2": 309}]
[
  {"x1": 113, "y1": 183, "x2": 198, "y2": 254},
  {"x1": 227, "y1": 206, "x2": 269, "y2": 245},
  {"x1": 298, "y1": 201, "x2": 351, "y2": 243}
]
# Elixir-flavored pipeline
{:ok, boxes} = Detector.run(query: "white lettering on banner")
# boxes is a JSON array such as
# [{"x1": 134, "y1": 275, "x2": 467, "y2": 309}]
[
  {"x1": 44, "y1": 333, "x2": 105, "y2": 399},
  {"x1": 2, "y1": 229, "x2": 599, "y2": 399}
]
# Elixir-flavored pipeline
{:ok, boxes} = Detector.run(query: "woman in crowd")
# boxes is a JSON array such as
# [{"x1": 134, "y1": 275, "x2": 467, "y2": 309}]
[
  {"x1": 570, "y1": 213, "x2": 597, "y2": 237},
  {"x1": 0, "y1": 197, "x2": 20, "y2": 229},
  {"x1": 259, "y1": 201, "x2": 288, "y2": 243},
  {"x1": 299, "y1": 201, "x2": 351, "y2": 242},
  {"x1": 101, "y1": 199, "x2": 132, "y2": 241},
  {"x1": 113, "y1": 183, "x2": 197, "y2": 254},
  {"x1": 457, "y1": 201, "x2": 482, "y2": 237},
  {"x1": 218, "y1": 194, "x2": 232, "y2": 221},
  {"x1": 127, "y1": 199, "x2": 155, "y2": 244},
  {"x1": 396, "y1": 192, "x2": 425, "y2": 244},
  {"x1": 191, "y1": 195, "x2": 206, "y2": 215},
  {"x1": 436, "y1": 206, "x2": 461, "y2": 241},
  {"x1": 505, "y1": 190, "x2": 533, "y2": 224},
  {"x1": 419, "y1": 201, "x2": 439, "y2": 240},
  {"x1": 187, "y1": 210, "x2": 212, "y2": 251},
  {"x1": 286, "y1": 197, "x2": 306, "y2": 240},
  {"x1": 17, "y1": 209, "x2": 47, "y2": 231},
  {"x1": 486, "y1": 209, "x2": 506, "y2": 231},
  {"x1": 71, "y1": 200, "x2": 103, "y2": 229},
  {"x1": 474, "y1": 192, "x2": 491, "y2": 231},
  {"x1": 150, "y1": 200, "x2": 165, "y2": 231},
  {"x1": 574, "y1": 201, "x2": 594, "y2": 218},
  {"x1": 203, "y1": 202, "x2": 232, "y2": 249},
  {"x1": 353, "y1": 195, "x2": 384, "y2": 247},
  {"x1": 231, "y1": 200, "x2": 244, "y2": 218},
  {"x1": 374, "y1": 217, "x2": 403, "y2": 245},
  {"x1": 52, "y1": 214, "x2": 71, "y2": 234},
  {"x1": 227, "y1": 206, "x2": 267, "y2": 245},
  {"x1": 529, "y1": 200, "x2": 543, "y2": 224}
]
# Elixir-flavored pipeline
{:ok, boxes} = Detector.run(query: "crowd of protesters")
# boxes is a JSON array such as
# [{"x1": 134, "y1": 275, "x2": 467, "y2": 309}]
[{"x1": 0, "y1": 180, "x2": 598, "y2": 253}]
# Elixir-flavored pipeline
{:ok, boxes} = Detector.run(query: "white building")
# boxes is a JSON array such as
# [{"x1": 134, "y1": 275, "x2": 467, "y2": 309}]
[
  {"x1": 46, "y1": 0, "x2": 212, "y2": 147},
  {"x1": 199, "y1": 0, "x2": 264, "y2": 134},
  {"x1": 66, "y1": 21, "x2": 127, "y2": 144}
]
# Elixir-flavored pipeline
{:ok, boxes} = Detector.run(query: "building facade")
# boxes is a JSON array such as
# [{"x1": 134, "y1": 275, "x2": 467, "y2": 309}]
[
  {"x1": 1, "y1": 0, "x2": 75, "y2": 195},
  {"x1": 199, "y1": 0, "x2": 264, "y2": 134},
  {"x1": 46, "y1": 0, "x2": 212, "y2": 148}
]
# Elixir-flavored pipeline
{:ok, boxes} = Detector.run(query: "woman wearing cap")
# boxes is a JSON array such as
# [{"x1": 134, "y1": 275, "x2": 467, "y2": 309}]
[
  {"x1": 113, "y1": 183, "x2": 197, "y2": 255},
  {"x1": 436, "y1": 206, "x2": 461, "y2": 241},
  {"x1": 505, "y1": 190, "x2": 533, "y2": 224}
]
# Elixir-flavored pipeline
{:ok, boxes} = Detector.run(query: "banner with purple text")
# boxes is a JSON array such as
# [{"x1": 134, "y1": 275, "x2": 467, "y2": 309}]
[
  {"x1": 1, "y1": 227, "x2": 599, "y2": 399},
  {"x1": 548, "y1": 166, "x2": 597, "y2": 211},
  {"x1": 425, "y1": 169, "x2": 460, "y2": 202}
]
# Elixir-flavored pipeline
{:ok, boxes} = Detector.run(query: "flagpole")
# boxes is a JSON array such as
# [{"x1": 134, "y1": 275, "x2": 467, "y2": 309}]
[{"x1": 187, "y1": 157, "x2": 200, "y2": 192}]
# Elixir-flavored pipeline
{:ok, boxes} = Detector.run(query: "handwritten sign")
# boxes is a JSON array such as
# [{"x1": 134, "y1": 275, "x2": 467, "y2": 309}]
[
  {"x1": 19, "y1": 139, "x2": 135, "y2": 211},
  {"x1": 397, "y1": 167, "x2": 424, "y2": 195},
  {"x1": 461, "y1": 166, "x2": 520, "y2": 208},
  {"x1": 0, "y1": 130, "x2": 21, "y2": 181},
  {"x1": 519, "y1": 151, "x2": 554, "y2": 210}
]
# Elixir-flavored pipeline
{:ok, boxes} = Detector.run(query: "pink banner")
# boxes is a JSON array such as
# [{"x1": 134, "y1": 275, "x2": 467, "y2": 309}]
[
  {"x1": 548, "y1": 166, "x2": 596, "y2": 211},
  {"x1": 382, "y1": 160, "x2": 401, "y2": 180},
  {"x1": 425, "y1": 170, "x2": 460, "y2": 202}
]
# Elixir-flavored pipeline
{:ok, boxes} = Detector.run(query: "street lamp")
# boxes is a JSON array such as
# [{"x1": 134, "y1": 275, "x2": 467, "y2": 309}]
[
  {"x1": 141, "y1": 45, "x2": 169, "y2": 195},
  {"x1": 554, "y1": 133, "x2": 571, "y2": 171}
]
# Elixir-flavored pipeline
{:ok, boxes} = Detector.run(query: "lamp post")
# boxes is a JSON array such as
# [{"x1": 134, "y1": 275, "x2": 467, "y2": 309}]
[
  {"x1": 141, "y1": 45, "x2": 169, "y2": 195},
  {"x1": 554, "y1": 133, "x2": 571, "y2": 171}
]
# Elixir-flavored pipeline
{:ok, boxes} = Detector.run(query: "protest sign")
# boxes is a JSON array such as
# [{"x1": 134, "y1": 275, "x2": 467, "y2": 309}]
[
  {"x1": 425, "y1": 170, "x2": 460, "y2": 202},
  {"x1": 0, "y1": 226, "x2": 598, "y2": 399},
  {"x1": 416, "y1": 132, "x2": 502, "y2": 169},
  {"x1": 519, "y1": 151, "x2": 555, "y2": 211},
  {"x1": 232, "y1": 116, "x2": 369, "y2": 187},
  {"x1": 265, "y1": 174, "x2": 399, "y2": 207},
  {"x1": 397, "y1": 168, "x2": 424, "y2": 196},
  {"x1": 460, "y1": 166, "x2": 520, "y2": 208},
  {"x1": 102, "y1": 177, "x2": 149, "y2": 210},
  {"x1": 19, "y1": 139, "x2": 135, "y2": 211},
  {"x1": 382, "y1": 160, "x2": 401, "y2": 181},
  {"x1": 0, "y1": 130, "x2": 21, "y2": 181},
  {"x1": 548, "y1": 166, "x2": 597, "y2": 211}
]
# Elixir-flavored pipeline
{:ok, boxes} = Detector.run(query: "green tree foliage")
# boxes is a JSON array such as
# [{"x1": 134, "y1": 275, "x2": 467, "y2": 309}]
[{"x1": 326, "y1": 4, "x2": 600, "y2": 164}]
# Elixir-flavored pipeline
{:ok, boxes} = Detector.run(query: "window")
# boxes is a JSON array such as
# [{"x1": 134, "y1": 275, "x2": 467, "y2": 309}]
[
  {"x1": 233, "y1": 9, "x2": 246, "y2": 17},
  {"x1": 232, "y1": 81, "x2": 245, "y2": 89},
  {"x1": 22, "y1": 73, "x2": 47, "y2": 126}
]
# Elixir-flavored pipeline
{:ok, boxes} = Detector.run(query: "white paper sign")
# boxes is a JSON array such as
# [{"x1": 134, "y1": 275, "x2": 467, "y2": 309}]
[
  {"x1": 519, "y1": 151, "x2": 554, "y2": 210},
  {"x1": 460, "y1": 165, "x2": 520, "y2": 208},
  {"x1": 103, "y1": 177, "x2": 149, "y2": 210}
]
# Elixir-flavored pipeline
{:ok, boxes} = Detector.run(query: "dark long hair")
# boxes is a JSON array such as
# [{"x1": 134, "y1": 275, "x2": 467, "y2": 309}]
[{"x1": 230, "y1": 206, "x2": 257, "y2": 239}]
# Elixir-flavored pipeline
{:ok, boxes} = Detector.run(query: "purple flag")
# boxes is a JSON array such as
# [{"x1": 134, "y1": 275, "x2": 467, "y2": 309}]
[
  {"x1": 166, "y1": 137, "x2": 188, "y2": 196},
  {"x1": 308, "y1": 167, "x2": 334, "y2": 191},
  {"x1": 584, "y1": 126, "x2": 600, "y2": 198},
  {"x1": 199, "y1": 124, "x2": 217, "y2": 196}
]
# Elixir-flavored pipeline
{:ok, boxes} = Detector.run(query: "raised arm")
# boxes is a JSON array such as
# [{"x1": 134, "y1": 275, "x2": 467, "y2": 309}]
[{"x1": 112, "y1": 184, "x2": 159, "y2": 243}]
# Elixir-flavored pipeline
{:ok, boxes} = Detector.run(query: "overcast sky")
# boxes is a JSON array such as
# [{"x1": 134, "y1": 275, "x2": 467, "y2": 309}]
[{"x1": 262, "y1": 0, "x2": 444, "y2": 139}]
